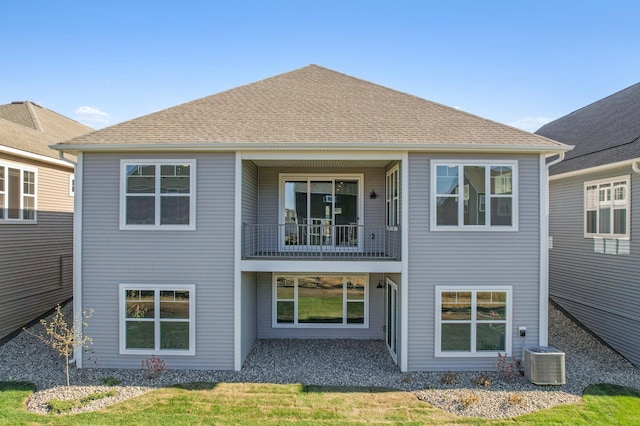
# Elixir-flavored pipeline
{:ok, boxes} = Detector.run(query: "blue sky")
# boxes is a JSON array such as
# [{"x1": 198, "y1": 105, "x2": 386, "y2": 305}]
[{"x1": 2, "y1": 1, "x2": 639, "y2": 132}]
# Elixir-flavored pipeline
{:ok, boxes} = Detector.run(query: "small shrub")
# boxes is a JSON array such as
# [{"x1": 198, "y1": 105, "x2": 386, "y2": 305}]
[
  {"x1": 141, "y1": 355, "x2": 166, "y2": 379},
  {"x1": 102, "y1": 376, "x2": 122, "y2": 386},
  {"x1": 439, "y1": 371, "x2": 459, "y2": 385},
  {"x1": 471, "y1": 374, "x2": 492, "y2": 388},
  {"x1": 507, "y1": 393, "x2": 526, "y2": 406},
  {"x1": 80, "y1": 390, "x2": 116, "y2": 404},
  {"x1": 46, "y1": 390, "x2": 117, "y2": 414},
  {"x1": 400, "y1": 375, "x2": 411, "y2": 383},
  {"x1": 459, "y1": 391, "x2": 479, "y2": 409},
  {"x1": 496, "y1": 353, "x2": 520, "y2": 381},
  {"x1": 47, "y1": 398, "x2": 80, "y2": 414}
]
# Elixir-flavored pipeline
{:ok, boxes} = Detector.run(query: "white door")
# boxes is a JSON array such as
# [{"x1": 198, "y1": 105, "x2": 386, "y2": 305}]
[{"x1": 386, "y1": 278, "x2": 398, "y2": 362}]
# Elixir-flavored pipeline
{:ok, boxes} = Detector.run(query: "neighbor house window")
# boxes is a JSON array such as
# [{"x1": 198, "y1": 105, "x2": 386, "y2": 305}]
[
  {"x1": 435, "y1": 286, "x2": 512, "y2": 357},
  {"x1": 431, "y1": 160, "x2": 517, "y2": 231},
  {"x1": 0, "y1": 162, "x2": 37, "y2": 222},
  {"x1": 273, "y1": 275, "x2": 368, "y2": 327},
  {"x1": 585, "y1": 175, "x2": 630, "y2": 239},
  {"x1": 119, "y1": 284, "x2": 195, "y2": 355},
  {"x1": 386, "y1": 165, "x2": 400, "y2": 228},
  {"x1": 120, "y1": 160, "x2": 196, "y2": 230},
  {"x1": 69, "y1": 175, "x2": 75, "y2": 197}
]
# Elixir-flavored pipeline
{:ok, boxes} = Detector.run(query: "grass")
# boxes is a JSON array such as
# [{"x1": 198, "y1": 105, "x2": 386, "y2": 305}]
[{"x1": 1, "y1": 381, "x2": 639, "y2": 425}]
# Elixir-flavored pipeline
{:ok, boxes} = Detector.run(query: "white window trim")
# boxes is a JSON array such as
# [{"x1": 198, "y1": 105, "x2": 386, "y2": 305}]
[
  {"x1": 0, "y1": 160, "x2": 38, "y2": 224},
  {"x1": 278, "y1": 173, "x2": 364, "y2": 251},
  {"x1": 119, "y1": 159, "x2": 196, "y2": 231},
  {"x1": 430, "y1": 160, "x2": 518, "y2": 232},
  {"x1": 435, "y1": 286, "x2": 512, "y2": 358},
  {"x1": 386, "y1": 164, "x2": 400, "y2": 229},
  {"x1": 69, "y1": 175, "x2": 75, "y2": 197},
  {"x1": 119, "y1": 283, "x2": 196, "y2": 356},
  {"x1": 272, "y1": 273, "x2": 369, "y2": 329},
  {"x1": 584, "y1": 175, "x2": 630, "y2": 240}
]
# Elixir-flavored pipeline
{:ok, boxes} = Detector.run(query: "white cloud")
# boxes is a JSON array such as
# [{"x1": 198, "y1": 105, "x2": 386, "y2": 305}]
[
  {"x1": 507, "y1": 116, "x2": 553, "y2": 133},
  {"x1": 75, "y1": 106, "x2": 111, "y2": 128}
]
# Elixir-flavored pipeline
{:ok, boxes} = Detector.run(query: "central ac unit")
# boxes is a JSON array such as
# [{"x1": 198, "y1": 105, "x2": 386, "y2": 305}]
[{"x1": 524, "y1": 346, "x2": 566, "y2": 385}]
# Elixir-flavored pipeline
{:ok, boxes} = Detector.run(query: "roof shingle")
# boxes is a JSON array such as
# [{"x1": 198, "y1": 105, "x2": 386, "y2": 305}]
[
  {"x1": 536, "y1": 82, "x2": 640, "y2": 175},
  {"x1": 55, "y1": 65, "x2": 567, "y2": 152},
  {"x1": 0, "y1": 101, "x2": 92, "y2": 159}
]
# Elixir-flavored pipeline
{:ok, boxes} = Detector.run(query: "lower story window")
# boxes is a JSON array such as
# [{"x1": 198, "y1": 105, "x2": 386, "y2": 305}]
[
  {"x1": 274, "y1": 274, "x2": 368, "y2": 327},
  {"x1": 119, "y1": 284, "x2": 195, "y2": 355},
  {"x1": 436, "y1": 286, "x2": 511, "y2": 357}
]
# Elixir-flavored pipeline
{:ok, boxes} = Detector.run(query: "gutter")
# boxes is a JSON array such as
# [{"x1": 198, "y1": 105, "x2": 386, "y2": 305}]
[
  {"x1": 633, "y1": 161, "x2": 640, "y2": 174},
  {"x1": 538, "y1": 152, "x2": 566, "y2": 347},
  {"x1": 58, "y1": 151, "x2": 80, "y2": 366}
]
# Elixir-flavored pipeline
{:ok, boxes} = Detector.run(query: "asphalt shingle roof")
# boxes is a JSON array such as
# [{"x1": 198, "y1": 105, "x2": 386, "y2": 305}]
[
  {"x1": 54, "y1": 65, "x2": 567, "y2": 152},
  {"x1": 536, "y1": 82, "x2": 640, "y2": 175},
  {"x1": 0, "y1": 101, "x2": 92, "y2": 160}
]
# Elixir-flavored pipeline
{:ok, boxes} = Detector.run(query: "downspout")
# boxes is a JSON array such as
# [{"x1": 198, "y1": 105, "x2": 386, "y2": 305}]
[
  {"x1": 539, "y1": 152, "x2": 565, "y2": 347},
  {"x1": 58, "y1": 151, "x2": 80, "y2": 366}
]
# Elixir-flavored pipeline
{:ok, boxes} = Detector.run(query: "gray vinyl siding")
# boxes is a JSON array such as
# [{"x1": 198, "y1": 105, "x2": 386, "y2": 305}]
[
  {"x1": 80, "y1": 152, "x2": 235, "y2": 369},
  {"x1": 240, "y1": 272, "x2": 257, "y2": 364},
  {"x1": 0, "y1": 153, "x2": 74, "y2": 340},
  {"x1": 549, "y1": 166, "x2": 640, "y2": 367},
  {"x1": 406, "y1": 153, "x2": 541, "y2": 371},
  {"x1": 256, "y1": 272, "x2": 385, "y2": 339}
]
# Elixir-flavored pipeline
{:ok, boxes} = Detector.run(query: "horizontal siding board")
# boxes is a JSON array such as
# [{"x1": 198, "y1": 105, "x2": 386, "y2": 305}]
[
  {"x1": 81, "y1": 153, "x2": 235, "y2": 369},
  {"x1": 0, "y1": 154, "x2": 74, "y2": 339},
  {"x1": 549, "y1": 167, "x2": 640, "y2": 366},
  {"x1": 407, "y1": 153, "x2": 541, "y2": 370}
]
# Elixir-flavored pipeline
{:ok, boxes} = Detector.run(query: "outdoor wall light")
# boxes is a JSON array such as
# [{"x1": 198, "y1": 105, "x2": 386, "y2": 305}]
[{"x1": 370, "y1": 190, "x2": 377, "y2": 199}]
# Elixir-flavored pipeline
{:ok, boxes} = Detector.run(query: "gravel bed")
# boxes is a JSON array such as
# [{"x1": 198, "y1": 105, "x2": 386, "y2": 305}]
[{"x1": 1, "y1": 301, "x2": 638, "y2": 418}]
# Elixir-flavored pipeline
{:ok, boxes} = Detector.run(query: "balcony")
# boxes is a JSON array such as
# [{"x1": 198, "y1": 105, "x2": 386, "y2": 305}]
[{"x1": 242, "y1": 224, "x2": 400, "y2": 260}]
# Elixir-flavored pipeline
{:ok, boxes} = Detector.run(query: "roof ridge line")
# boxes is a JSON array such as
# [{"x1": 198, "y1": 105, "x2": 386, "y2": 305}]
[{"x1": 25, "y1": 101, "x2": 43, "y2": 132}]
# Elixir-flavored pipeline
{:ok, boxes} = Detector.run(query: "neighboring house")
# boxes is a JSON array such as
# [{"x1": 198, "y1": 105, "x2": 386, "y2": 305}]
[
  {"x1": 536, "y1": 83, "x2": 640, "y2": 367},
  {"x1": 0, "y1": 101, "x2": 92, "y2": 341},
  {"x1": 52, "y1": 65, "x2": 569, "y2": 372}
]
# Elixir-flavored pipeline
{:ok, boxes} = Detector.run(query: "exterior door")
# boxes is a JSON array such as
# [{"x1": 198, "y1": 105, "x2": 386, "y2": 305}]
[
  {"x1": 282, "y1": 175, "x2": 362, "y2": 250},
  {"x1": 386, "y1": 278, "x2": 398, "y2": 361}
]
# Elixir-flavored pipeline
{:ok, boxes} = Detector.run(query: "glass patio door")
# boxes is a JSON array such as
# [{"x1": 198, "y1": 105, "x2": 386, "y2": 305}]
[
  {"x1": 282, "y1": 176, "x2": 360, "y2": 250},
  {"x1": 386, "y1": 278, "x2": 398, "y2": 361}
]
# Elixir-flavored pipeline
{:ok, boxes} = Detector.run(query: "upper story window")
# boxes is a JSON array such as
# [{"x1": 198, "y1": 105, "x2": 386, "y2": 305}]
[
  {"x1": 585, "y1": 175, "x2": 630, "y2": 239},
  {"x1": 120, "y1": 160, "x2": 196, "y2": 230},
  {"x1": 431, "y1": 160, "x2": 518, "y2": 231},
  {"x1": 0, "y1": 162, "x2": 37, "y2": 223},
  {"x1": 386, "y1": 165, "x2": 400, "y2": 228}
]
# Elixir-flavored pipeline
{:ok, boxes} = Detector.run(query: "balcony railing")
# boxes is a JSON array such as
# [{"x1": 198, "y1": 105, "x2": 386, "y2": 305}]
[{"x1": 243, "y1": 223, "x2": 400, "y2": 260}]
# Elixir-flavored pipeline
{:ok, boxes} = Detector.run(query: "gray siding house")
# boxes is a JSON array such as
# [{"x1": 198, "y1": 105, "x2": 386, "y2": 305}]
[
  {"x1": 53, "y1": 65, "x2": 569, "y2": 371},
  {"x1": 536, "y1": 83, "x2": 640, "y2": 367},
  {"x1": 0, "y1": 101, "x2": 92, "y2": 341}
]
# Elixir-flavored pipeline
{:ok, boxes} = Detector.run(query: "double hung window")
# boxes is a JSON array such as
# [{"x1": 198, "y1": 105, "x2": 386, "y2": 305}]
[
  {"x1": 386, "y1": 165, "x2": 400, "y2": 228},
  {"x1": 274, "y1": 275, "x2": 368, "y2": 328},
  {"x1": 436, "y1": 287, "x2": 512, "y2": 357},
  {"x1": 0, "y1": 162, "x2": 36, "y2": 222},
  {"x1": 120, "y1": 160, "x2": 195, "y2": 230},
  {"x1": 584, "y1": 176, "x2": 630, "y2": 239},
  {"x1": 119, "y1": 284, "x2": 195, "y2": 355},
  {"x1": 431, "y1": 160, "x2": 517, "y2": 230}
]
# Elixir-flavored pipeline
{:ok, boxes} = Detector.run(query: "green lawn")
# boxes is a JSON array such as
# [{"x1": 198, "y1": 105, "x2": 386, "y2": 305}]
[{"x1": 1, "y1": 381, "x2": 639, "y2": 425}]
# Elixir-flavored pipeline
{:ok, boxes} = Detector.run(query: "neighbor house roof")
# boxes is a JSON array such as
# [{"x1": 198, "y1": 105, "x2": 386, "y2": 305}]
[
  {"x1": 53, "y1": 65, "x2": 569, "y2": 153},
  {"x1": 536, "y1": 82, "x2": 640, "y2": 175},
  {"x1": 0, "y1": 101, "x2": 92, "y2": 160}
]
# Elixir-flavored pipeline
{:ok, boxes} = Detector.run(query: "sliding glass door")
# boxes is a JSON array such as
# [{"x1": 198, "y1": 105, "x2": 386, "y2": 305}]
[{"x1": 281, "y1": 174, "x2": 362, "y2": 250}]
